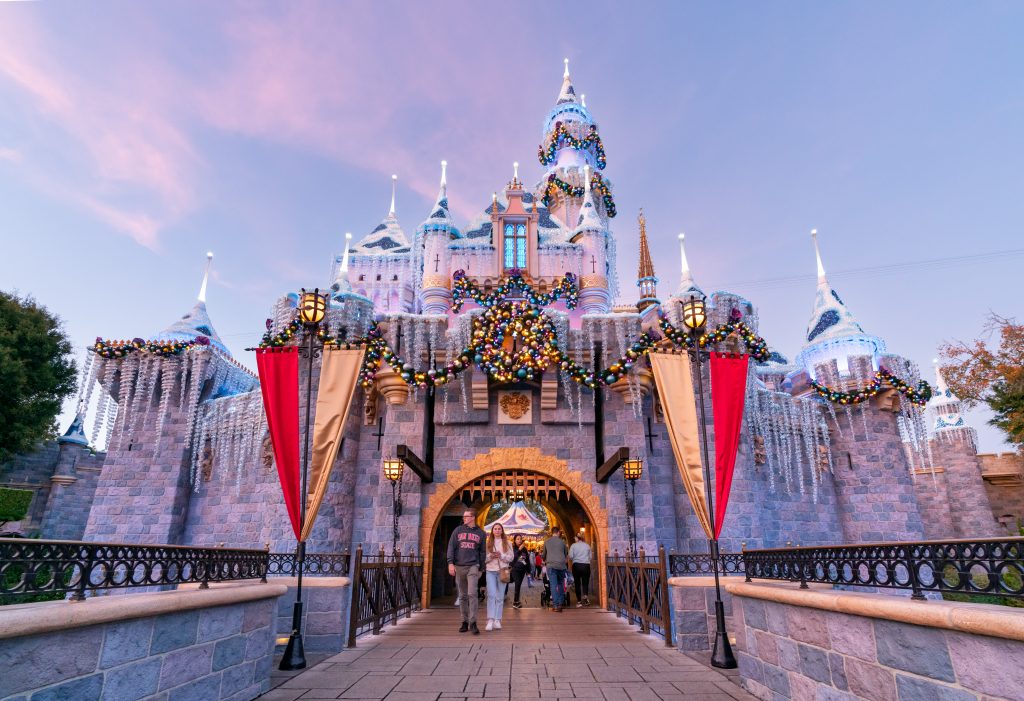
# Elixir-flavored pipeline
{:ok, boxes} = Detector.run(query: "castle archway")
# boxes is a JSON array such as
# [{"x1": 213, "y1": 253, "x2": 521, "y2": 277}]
[{"x1": 420, "y1": 447, "x2": 608, "y2": 609}]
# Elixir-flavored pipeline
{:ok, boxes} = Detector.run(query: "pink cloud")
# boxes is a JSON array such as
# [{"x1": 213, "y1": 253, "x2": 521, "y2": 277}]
[{"x1": 0, "y1": 146, "x2": 21, "y2": 163}]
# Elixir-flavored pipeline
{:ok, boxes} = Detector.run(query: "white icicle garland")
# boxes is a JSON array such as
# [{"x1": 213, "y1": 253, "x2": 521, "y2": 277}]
[{"x1": 156, "y1": 356, "x2": 177, "y2": 437}]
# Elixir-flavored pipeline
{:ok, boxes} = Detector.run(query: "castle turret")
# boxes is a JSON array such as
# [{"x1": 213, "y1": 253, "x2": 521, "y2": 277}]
[
  {"x1": 929, "y1": 359, "x2": 968, "y2": 433},
  {"x1": 156, "y1": 252, "x2": 231, "y2": 356},
  {"x1": 418, "y1": 161, "x2": 459, "y2": 313},
  {"x1": 571, "y1": 165, "x2": 611, "y2": 313},
  {"x1": 796, "y1": 230, "x2": 885, "y2": 380},
  {"x1": 636, "y1": 210, "x2": 659, "y2": 313},
  {"x1": 347, "y1": 175, "x2": 415, "y2": 313}
]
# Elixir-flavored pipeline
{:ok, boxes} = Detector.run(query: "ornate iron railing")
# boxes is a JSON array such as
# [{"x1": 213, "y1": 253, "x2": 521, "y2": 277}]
[
  {"x1": 347, "y1": 546, "x2": 423, "y2": 647},
  {"x1": 0, "y1": 538, "x2": 268, "y2": 602},
  {"x1": 605, "y1": 546, "x2": 673, "y2": 646},
  {"x1": 742, "y1": 537, "x2": 1024, "y2": 600},
  {"x1": 669, "y1": 551, "x2": 745, "y2": 577},
  {"x1": 268, "y1": 551, "x2": 350, "y2": 577}
]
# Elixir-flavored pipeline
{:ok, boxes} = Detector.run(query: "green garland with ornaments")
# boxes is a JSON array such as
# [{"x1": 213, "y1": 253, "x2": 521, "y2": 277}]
[
  {"x1": 92, "y1": 336, "x2": 210, "y2": 359},
  {"x1": 451, "y1": 271, "x2": 579, "y2": 312},
  {"x1": 542, "y1": 172, "x2": 617, "y2": 218},
  {"x1": 538, "y1": 122, "x2": 607, "y2": 170},
  {"x1": 810, "y1": 370, "x2": 932, "y2": 408},
  {"x1": 658, "y1": 316, "x2": 771, "y2": 362}
]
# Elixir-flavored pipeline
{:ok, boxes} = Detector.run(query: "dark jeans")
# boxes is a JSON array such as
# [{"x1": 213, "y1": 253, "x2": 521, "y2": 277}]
[
  {"x1": 511, "y1": 567, "x2": 527, "y2": 603},
  {"x1": 572, "y1": 563, "x2": 591, "y2": 602},
  {"x1": 549, "y1": 567, "x2": 568, "y2": 608}
]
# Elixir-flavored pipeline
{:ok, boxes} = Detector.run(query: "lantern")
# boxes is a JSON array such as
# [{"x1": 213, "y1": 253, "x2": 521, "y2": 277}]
[
  {"x1": 681, "y1": 294, "x2": 707, "y2": 332},
  {"x1": 299, "y1": 289, "x2": 327, "y2": 326}
]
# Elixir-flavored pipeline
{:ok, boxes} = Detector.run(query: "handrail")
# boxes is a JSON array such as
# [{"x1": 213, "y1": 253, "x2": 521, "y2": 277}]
[
  {"x1": 0, "y1": 538, "x2": 268, "y2": 602},
  {"x1": 268, "y1": 551, "x2": 350, "y2": 577},
  {"x1": 605, "y1": 545, "x2": 672, "y2": 647},
  {"x1": 347, "y1": 545, "x2": 423, "y2": 647}
]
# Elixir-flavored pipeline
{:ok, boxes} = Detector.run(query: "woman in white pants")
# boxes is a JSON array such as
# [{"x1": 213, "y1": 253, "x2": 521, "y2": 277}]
[{"x1": 484, "y1": 523, "x2": 513, "y2": 631}]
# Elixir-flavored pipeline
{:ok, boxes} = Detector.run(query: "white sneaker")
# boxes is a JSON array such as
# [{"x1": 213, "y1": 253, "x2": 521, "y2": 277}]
[
  {"x1": 485, "y1": 619, "x2": 493, "y2": 631},
  {"x1": 494, "y1": 620, "x2": 502, "y2": 629},
  {"x1": 576, "y1": 602, "x2": 583, "y2": 608}
]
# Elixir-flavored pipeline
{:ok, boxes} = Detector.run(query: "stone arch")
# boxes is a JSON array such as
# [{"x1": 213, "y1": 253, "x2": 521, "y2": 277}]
[{"x1": 420, "y1": 447, "x2": 608, "y2": 608}]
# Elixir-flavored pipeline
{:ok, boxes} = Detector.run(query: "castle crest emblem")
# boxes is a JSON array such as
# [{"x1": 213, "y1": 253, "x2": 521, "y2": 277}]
[{"x1": 499, "y1": 392, "x2": 531, "y2": 422}]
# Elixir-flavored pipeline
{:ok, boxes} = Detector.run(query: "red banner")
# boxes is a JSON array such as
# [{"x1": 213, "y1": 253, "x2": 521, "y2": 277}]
[
  {"x1": 256, "y1": 347, "x2": 302, "y2": 539},
  {"x1": 710, "y1": 353, "x2": 749, "y2": 539}
]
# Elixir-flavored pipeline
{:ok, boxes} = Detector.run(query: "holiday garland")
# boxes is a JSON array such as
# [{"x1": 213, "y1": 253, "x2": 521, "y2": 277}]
[
  {"x1": 537, "y1": 122, "x2": 607, "y2": 170},
  {"x1": 451, "y1": 270, "x2": 579, "y2": 312},
  {"x1": 93, "y1": 336, "x2": 209, "y2": 359},
  {"x1": 658, "y1": 317, "x2": 771, "y2": 362},
  {"x1": 542, "y1": 172, "x2": 617, "y2": 218},
  {"x1": 810, "y1": 370, "x2": 932, "y2": 408}
]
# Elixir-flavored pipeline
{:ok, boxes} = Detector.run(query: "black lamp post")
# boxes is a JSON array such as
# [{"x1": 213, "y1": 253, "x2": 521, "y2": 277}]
[
  {"x1": 279, "y1": 288, "x2": 327, "y2": 671},
  {"x1": 681, "y1": 293, "x2": 737, "y2": 670},
  {"x1": 623, "y1": 457, "x2": 643, "y2": 559},
  {"x1": 383, "y1": 456, "x2": 404, "y2": 554}
]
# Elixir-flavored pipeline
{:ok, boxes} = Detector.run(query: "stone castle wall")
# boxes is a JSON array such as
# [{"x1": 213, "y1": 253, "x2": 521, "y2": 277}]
[
  {"x1": 978, "y1": 452, "x2": 1024, "y2": 533},
  {"x1": 0, "y1": 441, "x2": 59, "y2": 533}
]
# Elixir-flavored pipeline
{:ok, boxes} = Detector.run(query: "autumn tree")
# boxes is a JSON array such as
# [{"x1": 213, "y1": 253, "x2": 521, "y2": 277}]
[
  {"x1": 0, "y1": 292, "x2": 77, "y2": 462},
  {"x1": 940, "y1": 314, "x2": 1024, "y2": 450}
]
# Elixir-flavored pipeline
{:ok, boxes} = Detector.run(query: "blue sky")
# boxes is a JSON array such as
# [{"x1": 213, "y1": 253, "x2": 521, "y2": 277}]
[{"x1": 0, "y1": 2, "x2": 1021, "y2": 451}]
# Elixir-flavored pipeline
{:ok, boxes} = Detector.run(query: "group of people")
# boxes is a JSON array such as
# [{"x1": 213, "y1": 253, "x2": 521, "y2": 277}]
[{"x1": 445, "y1": 507, "x2": 593, "y2": 634}]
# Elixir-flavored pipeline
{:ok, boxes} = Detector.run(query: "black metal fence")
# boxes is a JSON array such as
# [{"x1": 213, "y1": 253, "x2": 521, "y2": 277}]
[
  {"x1": 743, "y1": 537, "x2": 1024, "y2": 600},
  {"x1": 347, "y1": 546, "x2": 423, "y2": 647},
  {"x1": 268, "y1": 551, "x2": 350, "y2": 577},
  {"x1": 605, "y1": 546, "x2": 673, "y2": 646},
  {"x1": 0, "y1": 538, "x2": 268, "y2": 602},
  {"x1": 669, "y1": 551, "x2": 745, "y2": 577}
]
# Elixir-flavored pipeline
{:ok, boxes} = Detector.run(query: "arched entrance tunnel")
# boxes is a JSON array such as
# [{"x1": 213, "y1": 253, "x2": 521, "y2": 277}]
[
  {"x1": 419, "y1": 448, "x2": 609, "y2": 610},
  {"x1": 428, "y1": 470, "x2": 596, "y2": 607}
]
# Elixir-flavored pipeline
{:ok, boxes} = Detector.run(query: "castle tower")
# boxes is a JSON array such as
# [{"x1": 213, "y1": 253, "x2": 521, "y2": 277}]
[
  {"x1": 418, "y1": 161, "x2": 460, "y2": 313},
  {"x1": 156, "y1": 252, "x2": 230, "y2": 355},
  {"x1": 796, "y1": 230, "x2": 886, "y2": 381},
  {"x1": 571, "y1": 165, "x2": 611, "y2": 313},
  {"x1": 635, "y1": 210, "x2": 659, "y2": 313},
  {"x1": 347, "y1": 175, "x2": 415, "y2": 313}
]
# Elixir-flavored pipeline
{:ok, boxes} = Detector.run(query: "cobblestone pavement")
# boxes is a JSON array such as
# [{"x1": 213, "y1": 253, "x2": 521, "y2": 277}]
[{"x1": 262, "y1": 608, "x2": 754, "y2": 701}]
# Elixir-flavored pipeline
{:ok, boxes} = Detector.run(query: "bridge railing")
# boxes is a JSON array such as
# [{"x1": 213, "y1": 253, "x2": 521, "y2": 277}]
[
  {"x1": 347, "y1": 545, "x2": 423, "y2": 647},
  {"x1": 0, "y1": 538, "x2": 268, "y2": 602},
  {"x1": 605, "y1": 545, "x2": 673, "y2": 647}
]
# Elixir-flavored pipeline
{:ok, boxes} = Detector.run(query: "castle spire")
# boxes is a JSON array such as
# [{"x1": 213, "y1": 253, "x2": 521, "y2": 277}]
[
  {"x1": 556, "y1": 57, "x2": 578, "y2": 105},
  {"x1": 933, "y1": 358, "x2": 950, "y2": 395},
  {"x1": 389, "y1": 174, "x2": 398, "y2": 217},
  {"x1": 440, "y1": 160, "x2": 447, "y2": 193},
  {"x1": 197, "y1": 252, "x2": 213, "y2": 303},
  {"x1": 802, "y1": 229, "x2": 868, "y2": 345},
  {"x1": 812, "y1": 228, "x2": 826, "y2": 281},
  {"x1": 676, "y1": 233, "x2": 700, "y2": 296},
  {"x1": 636, "y1": 210, "x2": 659, "y2": 312}
]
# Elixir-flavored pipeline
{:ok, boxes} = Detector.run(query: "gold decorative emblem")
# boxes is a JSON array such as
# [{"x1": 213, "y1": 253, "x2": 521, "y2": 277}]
[
  {"x1": 579, "y1": 274, "x2": 608, "y2": 289},
  {"x1": 499, "y1": 392, "x2": 531, "y2": 420}
]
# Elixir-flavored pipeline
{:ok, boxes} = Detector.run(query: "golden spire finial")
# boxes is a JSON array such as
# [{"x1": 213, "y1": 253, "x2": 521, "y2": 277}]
[{"x1": 638, "y1": 209, "x2": 655, "y2": 280}]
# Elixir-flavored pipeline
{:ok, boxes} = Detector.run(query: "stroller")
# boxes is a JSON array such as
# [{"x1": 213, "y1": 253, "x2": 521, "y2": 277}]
[{"x1": 539, "y1": 567, "x2": 572, "y2": 608}]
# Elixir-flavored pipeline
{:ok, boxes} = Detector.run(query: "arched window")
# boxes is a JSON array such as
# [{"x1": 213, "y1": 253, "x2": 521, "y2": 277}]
[{"x1": 503, "y1": 222, "x2": 527, "y2": 272}]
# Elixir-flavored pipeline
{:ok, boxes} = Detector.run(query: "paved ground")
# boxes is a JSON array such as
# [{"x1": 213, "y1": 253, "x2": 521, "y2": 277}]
[{"x1": 262, "y1": 608, "x2": 754, "y2": 701}]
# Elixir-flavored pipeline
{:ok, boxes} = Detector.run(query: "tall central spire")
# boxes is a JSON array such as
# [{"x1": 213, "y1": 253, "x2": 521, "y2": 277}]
[
  {"x1": 389, "y1": 174, "x2": 398, "y2": 217},
  {"x1": 812, "y1": 228, "x2": 826, "y2": 282},
  {"x1": 556, "y1": 57, "x2": 578, "y2": 105},
  {"x1": 636, "y1": 210, "x2": 659, "y2": 312},
  {"x1": 197, "y1": 252, "x2": 213, "y2": 303},
  {"x1": 675, "y1": 233, "x2": 700, "y2": 296}
]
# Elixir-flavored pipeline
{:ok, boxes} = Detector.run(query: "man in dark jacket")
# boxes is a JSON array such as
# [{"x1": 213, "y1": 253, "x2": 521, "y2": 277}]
[
  {"x1": 447, "y1": 507, "x2": 486, "y2": 633},
  {"x1": 543, "y1": 526, "x2": 569, "y2": 612}
]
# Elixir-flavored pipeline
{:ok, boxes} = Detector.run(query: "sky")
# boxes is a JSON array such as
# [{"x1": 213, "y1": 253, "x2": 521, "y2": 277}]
[{"x1": 1, "y1": 2, "x2": 1021, "y2": 452}]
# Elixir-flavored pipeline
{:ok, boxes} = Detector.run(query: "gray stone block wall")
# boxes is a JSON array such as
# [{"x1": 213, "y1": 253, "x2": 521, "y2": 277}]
[
  {"x1": 732, "y1": 591, "x2": 1024, "y2": 701},
  {"x1": 669, "y1": 580, "x2": 739, "y2": 652},
  {"x1": 39, "y1": 448, "x2": 104, "y2": 541},
  {"x1": 933, "y1": 433, "x2": 1002, "y2": 538},
  {"x1": 272, "y1": 579, "x2": 351, "y2": 653},
  {"x1": 0, "y1": 442, "x2": 59, "y2": 534},
  {"x1": 0, "y1": 596, "x2": 280, "y2": 701}
]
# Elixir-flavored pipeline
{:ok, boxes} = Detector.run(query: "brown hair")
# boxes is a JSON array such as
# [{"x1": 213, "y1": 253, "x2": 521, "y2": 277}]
[{"x1": 487, "y1": 523, "x2": 509, "y2": 552}]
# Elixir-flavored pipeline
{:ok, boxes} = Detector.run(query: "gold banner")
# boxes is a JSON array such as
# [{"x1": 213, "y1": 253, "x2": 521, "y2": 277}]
[
  {"x1": 649, "y1": 352, "x2": 712, "y2": 538},
  {"x1": 301, "y1": 347, "x2": 365, "y2": 541}
]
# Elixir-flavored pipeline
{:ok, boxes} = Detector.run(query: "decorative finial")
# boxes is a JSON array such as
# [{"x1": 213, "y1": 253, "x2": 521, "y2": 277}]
[
  {"x1": 513, "y1": 161, "x2": 519, "y2": 182},
  {"x1": 197, "y1": 251, "x2": 213, "y2": 303},
  {"x1": 933, "y1": 358, "x2": 949, "y2": 393},
  {"x1": 440, "y1": 160, "x2": 447, "y2": 188},
  {"x1": 581, "y1": 94, "x2": 586, "y2": 107},
  {"x1": 583, "y1": 164, "x2": 591, "y2": 193},
  {"x1": 678, "y1": 233, "x2": 690, "y2": 277},
  {"x1": 564, "y1": 57, "x2": 570, "y2": 79},
  {"x1": 340, "y1": 232, "x2": 352, "y2": 272},
  {"x1": 811, "y1": 228, "x2": 826, "y2": 280},
  {"x1": 492, "y1": 191, "x2": 498, "y2": 214},
  {"x1": 389, "y1": 174, "x2": 398, "y2": 216}
]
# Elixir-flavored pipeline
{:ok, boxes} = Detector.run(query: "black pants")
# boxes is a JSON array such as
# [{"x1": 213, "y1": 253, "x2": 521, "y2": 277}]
[
  {"x1": 572, "y1": 563, "x2": 591, "y2": 602},
  {"x1": 511, "y1": 567, "x2": 527, "y2": 603}
]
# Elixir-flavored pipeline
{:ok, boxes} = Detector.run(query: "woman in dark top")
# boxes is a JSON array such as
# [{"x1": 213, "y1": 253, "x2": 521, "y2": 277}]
[{"x1": 510, "y1": 534, "x2": 531, "y2": 609}]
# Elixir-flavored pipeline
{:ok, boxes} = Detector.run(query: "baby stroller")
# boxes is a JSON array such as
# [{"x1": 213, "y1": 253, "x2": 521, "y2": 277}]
[{"x1": 539, "y1": 568, "x2": 571, "y2": 609}]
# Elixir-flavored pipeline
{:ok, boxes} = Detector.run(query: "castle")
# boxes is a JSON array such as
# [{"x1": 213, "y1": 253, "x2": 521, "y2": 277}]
[{"x1": 3, "y1": 61, "x2": 1020, "y2": 604}]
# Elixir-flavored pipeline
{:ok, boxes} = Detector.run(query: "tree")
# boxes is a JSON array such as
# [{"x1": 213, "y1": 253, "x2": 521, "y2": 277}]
[
  {"x1": 940, "y1": 314, "x2": 1024, "y2": 450},
  {"x1": 0, "y1": 487, "x2": 33, "y2": 529},
  {"x1": 0, "y1": 292, "x2": 77, "y2": 462}
]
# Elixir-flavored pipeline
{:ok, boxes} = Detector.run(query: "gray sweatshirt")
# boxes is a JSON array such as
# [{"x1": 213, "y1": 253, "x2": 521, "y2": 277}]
[
  {"x1": 447, "y1": 524, "x2": 486, "y2": 568},
  {"x1": 543, "y1": 535, "x2": 568, "y2": 570}
]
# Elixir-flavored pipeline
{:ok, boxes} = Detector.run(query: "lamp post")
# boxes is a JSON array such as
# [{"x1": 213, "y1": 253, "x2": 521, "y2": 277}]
[
  {"x1": 383, "y1": 456, "x2": 404, "y2": 554},
  {"x1": 623, "y1": 457, "x2": 643, "y2": 559},
  {"x1": 681, "y1": 293, "x2": 737, "y2": 669},
  {"x1": 280, "y1": 288, "x2": 327, "y2": 671}
]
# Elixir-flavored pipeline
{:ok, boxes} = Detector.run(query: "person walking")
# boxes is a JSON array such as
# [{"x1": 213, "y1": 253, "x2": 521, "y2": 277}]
[
  {"x1": 484, "y1": 523, "x2": 514, "y2": 630},
  {"x1": 542, "y1": 526, "x2": 569, "y2": 612},
  {"x1": 447, "y1": 508, "x2": 485, "y2": 634},
  {"x1": 568, "y1": 534, "x2": 592, "y2": 607},
  {"x1": 509, "y1": 534, "x2": 531, "y2": 609}
]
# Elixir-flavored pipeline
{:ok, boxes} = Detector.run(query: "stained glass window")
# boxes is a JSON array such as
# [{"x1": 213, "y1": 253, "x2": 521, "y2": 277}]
[{"x1": 504, "y1": 222, "x2": 528, "y2": 272}]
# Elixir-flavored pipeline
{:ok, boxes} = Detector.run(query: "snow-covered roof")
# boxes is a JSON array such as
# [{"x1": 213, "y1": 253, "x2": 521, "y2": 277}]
[
  {"x1": 156, "y1": 300, "x2": 231, "y2": 356},
  {"x1": 351, "y1": 214, "x2": 411, "y2": 255}
]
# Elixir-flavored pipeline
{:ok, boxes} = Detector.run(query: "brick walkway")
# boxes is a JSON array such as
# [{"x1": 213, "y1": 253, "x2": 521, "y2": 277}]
[{"x1": 261, "y1": 608, "x2": 755, "y2": 700}]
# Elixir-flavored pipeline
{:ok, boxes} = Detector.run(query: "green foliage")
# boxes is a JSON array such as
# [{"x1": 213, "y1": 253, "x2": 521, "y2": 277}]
[
  {"x1": 0, "y1": 487, "x2": 33, "y2": 525},
  {"x1": 0, "y1": 292, "x2": 77, "y2": 462}
]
